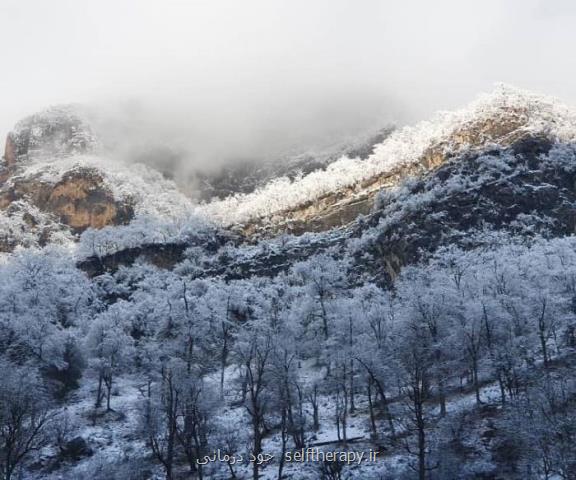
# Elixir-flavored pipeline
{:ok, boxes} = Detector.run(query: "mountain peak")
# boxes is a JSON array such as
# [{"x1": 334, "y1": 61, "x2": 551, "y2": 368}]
[
  {"x1": 4, "y1": 105, "x2": 99, "y2": 169},
  {"x1": 446, "y1": 84, "x2": 576, "y2": 141}
]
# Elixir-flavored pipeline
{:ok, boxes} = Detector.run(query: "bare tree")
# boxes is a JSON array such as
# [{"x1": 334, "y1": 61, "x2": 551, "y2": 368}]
[
  {"x1": 140, "y1": 363, "x2": 181, "y2": 480},
  {"x1": 396, "y1": 322, "x2": 435, "y2": 480},
  {"x1": 0, "y1": 363, "x2": 53, "y2": 480},
  {"x1": 235, "y1": 324, "x2": 274, "y2": 480},
  {"x1": 176, "y1": 377, "x2": 214, "y2": 480}
]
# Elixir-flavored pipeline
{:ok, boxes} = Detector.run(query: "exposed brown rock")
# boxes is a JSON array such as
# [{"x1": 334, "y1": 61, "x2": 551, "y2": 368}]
[
  {"x1": 48, "y1": 171, "x2": 133, "y2": 230},
  {"x1": 241, "y1": 161, "x2": 426, "y2": 237},
  {"x1": 3, "y1": 134, "x2": 17, "y2": 168},
  {"x1": 0, "y1": 168, "x2": 134, "y2": 233},
  {"x1": 421, "y1": 107, "x2": 528, "y2": 169},
  {"x1": 0, "y1": 134, "x2": 18, "y2": 184},
  {"x1": 0, "y1": 108, "x2": 120, "y2": 235},
  {"x1": 243, "y1": 107, "x2": 533, "y2": 238}
]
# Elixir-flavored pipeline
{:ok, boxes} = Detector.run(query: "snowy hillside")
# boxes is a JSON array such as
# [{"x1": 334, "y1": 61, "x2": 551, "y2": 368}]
[
  {"x1": 0, "y1": 106, "x2": 210, "y2": 254},
  {"x1": 3, "y1": 87, "x2": 576, "y2": 480},
  {"x1": 200, "y1": 85, "x2": 576, "y2": 226}
]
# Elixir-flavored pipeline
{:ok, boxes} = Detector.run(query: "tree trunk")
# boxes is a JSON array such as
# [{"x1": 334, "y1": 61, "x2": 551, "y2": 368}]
[
  {"x1": 105, "y1": 374, "x2": 113, "y2": 411},
  {"x1": 278, "y1": 408, "x2": 288, "y2": 480},
  {"x1": 356, "y1": 359, "x2": 395, "y2": 437},
  {"x1": 220, "y1": 335, "x2": 228, "y2": 399},
  {"x1": 417, "y1": 421, "x2": 426, "y2": 480},
  {"x1": 95, "y1": 373, "x2": 103, "y2": 408},
  {"x1": 414, "y1": 384, "x2": 426, "y2": 480},
  {"x1": 367, "y1": 379, "x2": 377, "y2": 439},
  {"x1": 319, "y1": 294, "x2": 329, "y2": 339},
  {"x1": 498, "y1": 372, "x2": 506, "y2": 405},
  {"x1": 349, "y1": 359, "x2": 355, "y2": 414},
  {"x1": 539, "y1": 331, "x2": 549, "y2": 368},
  {"x1": 471, "y1": 355, "x2": 481, "y2": 405},
  {"x1": 252, "y1": 421, "x2": 262, "y2": 480},
  {"x1": 309, "y1": 385, "x2": 320, "y2": 431}
]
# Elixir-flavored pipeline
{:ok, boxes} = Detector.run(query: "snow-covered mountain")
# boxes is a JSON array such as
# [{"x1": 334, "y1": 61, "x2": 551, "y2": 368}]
[
  {"x1": 4, "y1": 86, "x2": 576, "y2": 480},
  {"x1": 201, "y1": 85, "x2": 576, "y2": 236},
  {"x1": 5, "y1": 84, "x2": 575, "y2": 245},
  {"x1": 0, "y1": 106, "x2": 203, "y2": 252}
]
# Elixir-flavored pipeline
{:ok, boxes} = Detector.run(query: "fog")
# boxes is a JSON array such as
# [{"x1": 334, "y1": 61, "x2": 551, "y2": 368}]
[{"x1": 2, "y1": 0, "x2": 576, "y2": 170}]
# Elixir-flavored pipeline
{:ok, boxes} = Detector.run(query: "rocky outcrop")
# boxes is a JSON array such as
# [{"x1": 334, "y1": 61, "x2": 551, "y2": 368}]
[
  {"x1": 47, "y1": 169, "x2": 133, "y2": 231},
  {"x1": 78, "y1": 228, "x2": 240, "y2": 278},
  {"x1": 1, "y1": 135, "x2": 18, "y2": 183},
  {"x1": 241, "y1": 161, "x2": 425, "y2": 237},
  {"x1": 0, "y1": 168, "x2": 134, "y2": 233},
  {"x1": 3, "y1": 134, "x2": 17, "y2": 168},
  {"x1": 0, "y1": 201, "x2": 73, "y2": 253},
  {"x1": 78, "y1": 242, "x2": 189, "y2": 277},
  {"x1": 356, "y1": 135, "x2": 576, "y2": 284},
  {"x1": 2, "y1": 106, "x2": 97, "y2": 166},
  {"x1": 242, "y1": 105, "x2": 537, "y2": 238},
  {"x1": 0, "y1": 108, "x2": 134, "y2": 238},
  {"x1": 420, "y1": 105, "x2": 529, "y2": 169}
]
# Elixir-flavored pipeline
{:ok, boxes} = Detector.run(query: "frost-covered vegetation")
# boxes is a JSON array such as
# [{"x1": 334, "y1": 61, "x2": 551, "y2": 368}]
[
  {"x1": 9, "y1": 155, "x2": 195, "y2": 220},
  {"x1": 199, "y1": 85, "x2": 576, "y2": 225},
  {"x1": 0, "y1": 202, "x2": 75, "y2": 253},
  {"x1": 9, "y1": 86, "x2": 576, "y2": 233},
  {"x1": 7, "y1": 105, "x2": 100, "y2": 162},
  {"x1": 4, "y1": 87, "x2": 576, "y2": 480},
  {"x1": 76, "y1": 215, "x2": 224, "y2": 259},
  {"x1": 0, "y1": 231, "x2": 576, "y2": 479},
  {"x1": 4, "y1": 229, "x2": 576, "y2": 479}
]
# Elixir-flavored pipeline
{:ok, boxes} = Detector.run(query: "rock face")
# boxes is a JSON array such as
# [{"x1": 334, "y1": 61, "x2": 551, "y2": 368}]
[
  {"x1": 356, "y1": 135, "x2": 576, "y2": 284},
  {"x1": 0, "y1": 107, "x2": 134, "y2": 239},
  {"x1": 0, "y1": 168, "x2": 134, "y2": 233},
  {"x1": 419, "y1": 105, "x2": 529, "y2": 169},
  {"x1": 241, "y1": 161, "x2": 424, "y2": 237},
  {"x1": 242, "y1": 102, "x2": 538, "y2": 238},
  {"x1": 1, "y1": 87, "x2": 572, "y2": 263},
  {"x1": 48, "y1": 170, "x2": 133, "y2": 230},
  {"x1": 3, "y1": 134, "x2": 17, "y2": 168},
  {"x1": 4, "y1": 106, "x2": 97, "y2": 163}
]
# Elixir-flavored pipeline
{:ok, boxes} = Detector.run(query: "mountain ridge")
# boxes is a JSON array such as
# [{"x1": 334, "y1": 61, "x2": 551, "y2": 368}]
[
  {"x1": 2, "y1": 85, "x2": 575, "y2": 263},
  {"x1": 4, "y1": 86, "x2": 576, "y2": 480}
]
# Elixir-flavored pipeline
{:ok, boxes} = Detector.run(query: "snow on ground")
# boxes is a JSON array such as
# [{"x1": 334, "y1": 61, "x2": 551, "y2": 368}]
[
  {"x1": 28, "y1": 356, "x2": 535, "y2": 479},
  {"x1": 39, "y1": 373, "x2": 153, "y2": 480}
]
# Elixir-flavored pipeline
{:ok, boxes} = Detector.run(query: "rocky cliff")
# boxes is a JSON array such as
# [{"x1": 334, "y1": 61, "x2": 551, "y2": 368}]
[
  {"x1": 0, "y1": 107, "x2": 135, "y2": 237},
  {"x1": 238, "y1": 87, "x2": 565, "y2": 238},
  {"x1": 3, "y1": 86, "x2": 575, "y2": 269},
  {"x1": 0, "y1": 167, "x2": 134, "y2": 233},
  {"x1": 0, "y1": 107, "x2": 190, "y2": 251},
  {"x1": 354, "y1": 134, "x2": 576, "y2": 283}
]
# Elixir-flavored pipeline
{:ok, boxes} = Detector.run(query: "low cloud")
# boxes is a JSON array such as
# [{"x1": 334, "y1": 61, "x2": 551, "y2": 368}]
[{"x1": 2, "y1": 0, "x2": 576, "y2": 181}]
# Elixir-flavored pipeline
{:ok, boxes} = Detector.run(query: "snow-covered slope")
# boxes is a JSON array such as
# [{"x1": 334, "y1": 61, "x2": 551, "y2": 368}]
[
  {"x1": 3, "y1": 85, "x2": 576, "y2": 253},
  {"x1": 190, "y1": 127, "x2": 394, "y2": 202},
  {"x1": 0, "y1": 106, "x2": 205, "y2": 252},
  {"x1": 5, "y1": 86, "x2": 576, "y2": 480},
  {"x1": 200, "y1": 85, "x2": 576, "y2": 229}
]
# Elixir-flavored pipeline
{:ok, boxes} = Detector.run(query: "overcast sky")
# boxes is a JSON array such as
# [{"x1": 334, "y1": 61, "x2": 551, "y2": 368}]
[{"x1": 2, "y1": 0, "x2": 576, "y2": 164}]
